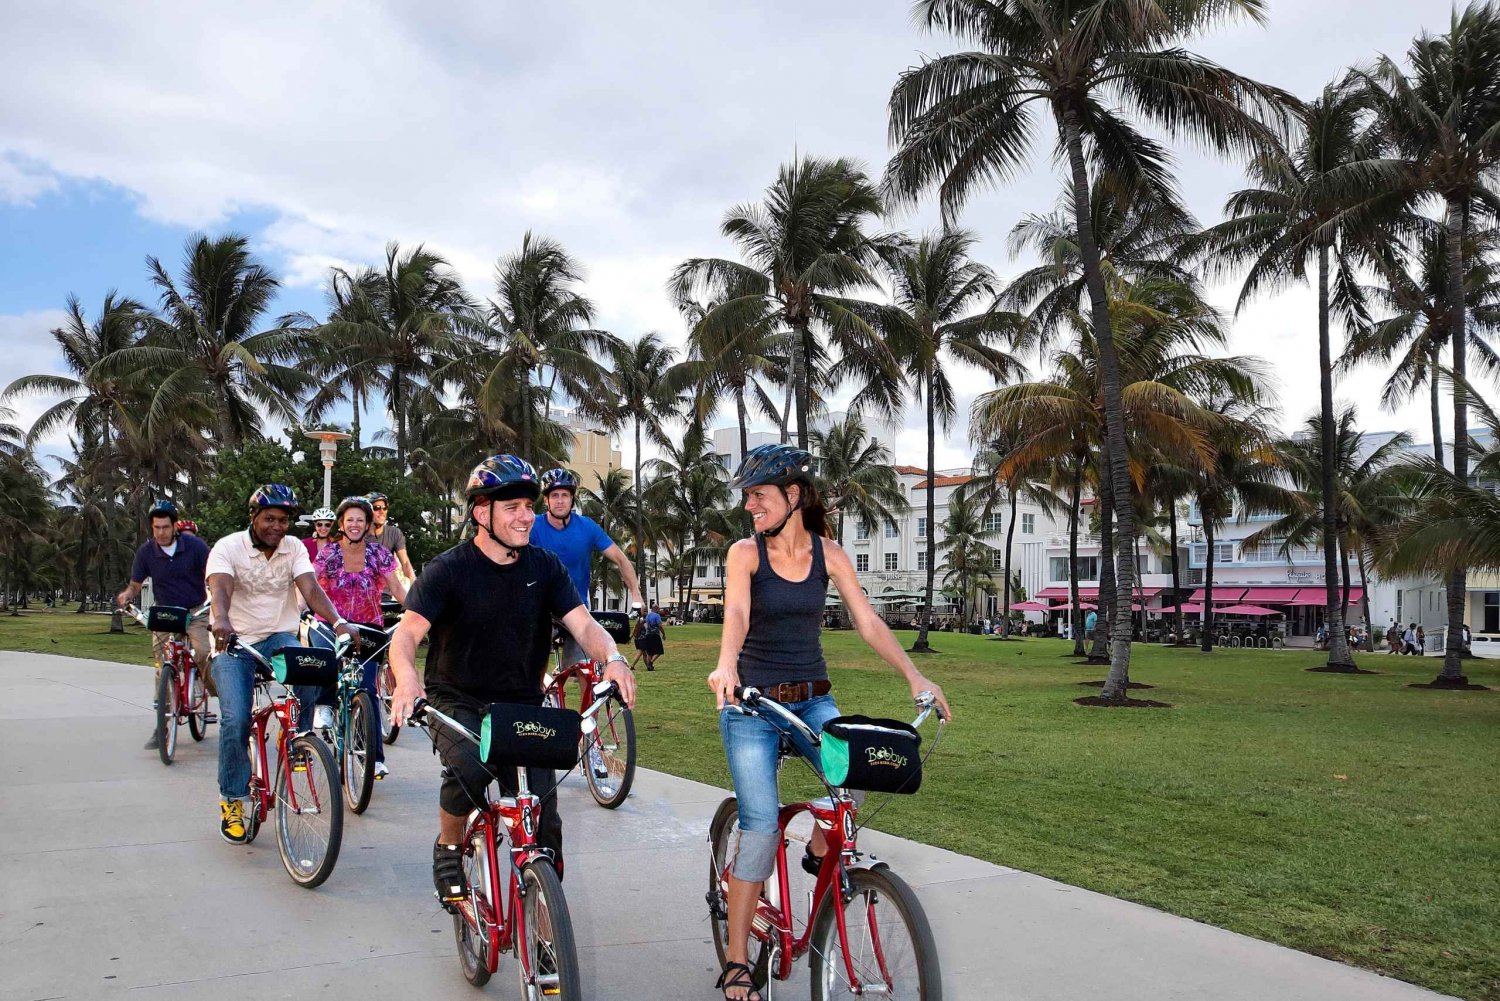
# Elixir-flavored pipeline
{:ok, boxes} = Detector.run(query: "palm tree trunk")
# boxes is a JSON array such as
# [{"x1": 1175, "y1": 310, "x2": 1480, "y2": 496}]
[
  {"x1": 633, "y1": 420, "x2": 644, "y2": 585},
  {"x1": 736, "y1": 389, "x2": 754, "y2": 537},
  {"x1": 1090, "y1": 461, "x2": 1115, "y2": 664},
  {"x1": 518, "y1": 367, "x2": 532, "y2": 461},
  {"x1": 351, "y1": 384, "x2": 363, "y2": 452},
  {"x1": 1068, "y1": 459, "x2": 1085, "y2": 658},
  {"x1": 1201, "y1": 516, "x2": 1216, "y2": 654},
  {"x1": 1001, "y1": 485, "x2": 1018, "y2": 638},
  {"x1": 215, "y1": 379, "x2": 240, "y2": 452},
  {"x1": 1339, "y1": 533, "x2": 1353, "y2": 627},
  {"x1": 1357, "y1": 548, "x2": 1375, "y2": 653},
  {"x1": 1440, "y1": 197, "x2": 1470, "y2": 683},
  {"x1": 779, "y1": 375, "x2": 794, "y2": 445},
  {"x1": 1061, "y1": 109, "x2": 1135, "y2": 696},
  {"x1": 1429, "y1": 345, "x2": 1444, "y2": 467},
  {"x1": 793, "y1": 322, "x2": 811, "y2": 450},
  {"x1": 393, "y1": 375, "x2": 407, "y2": 469},
  {"x1": 1169, "y1": 501, "x2": 1184, "y2": 644},
  {"x1": 913, "y1": 372, "x2": 937, "y2": 653},
  {"x1": 1318, "y1": 245, "x2": 1355, "y2": 670}
]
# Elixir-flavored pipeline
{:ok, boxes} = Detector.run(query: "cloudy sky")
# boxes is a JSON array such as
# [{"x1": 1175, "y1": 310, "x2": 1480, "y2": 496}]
[{"x1": 0, "y1": 0, "x2": 1459, "y2": 472}]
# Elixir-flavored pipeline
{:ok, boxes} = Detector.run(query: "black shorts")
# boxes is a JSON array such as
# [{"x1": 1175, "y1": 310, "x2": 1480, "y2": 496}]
[
  {"x1": 636, "y1": 632, "x2": 664, "y2": 657},
  {"x1": 427, "y1": 687, "x2": 564, "y2": 872}
]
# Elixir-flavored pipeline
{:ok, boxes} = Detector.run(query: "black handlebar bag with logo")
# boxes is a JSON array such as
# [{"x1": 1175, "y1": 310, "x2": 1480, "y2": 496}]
[
  {"x1": 147, "y1": 605, "x2": 190, "y2": 633},
  {"x1": 479, "y1": 702, "x2": 581, "y2": 771},
  {"x1": 270, "y1": 646, "x2": 339, "y2": 687},
  {"x1": 820, "y1": 715, "x2": 922, "y2": 794}
]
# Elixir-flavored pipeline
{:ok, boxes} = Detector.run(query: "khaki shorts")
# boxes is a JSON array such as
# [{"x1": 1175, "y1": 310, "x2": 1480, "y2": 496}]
[{"x1": 152, "y1": 616, "x2": 214, "y2": 695}]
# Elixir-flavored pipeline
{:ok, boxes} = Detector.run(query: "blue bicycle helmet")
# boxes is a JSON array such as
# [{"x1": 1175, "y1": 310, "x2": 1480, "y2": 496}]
[
  {"x1": 539, "y1": 468, "x2": 580, "y2": 495},
  {"x1": 247, "y1": 483, "x2": 301, "y2": 516},
  {"x1": 731, "y1": 444, "x2": 814, "y2": 491},
  {"x1": 465, "y1": 455, "x2": 540, "y2": 502},
  {"x1": 148, "y1": 498, "x2": 179, "y2": 520}
]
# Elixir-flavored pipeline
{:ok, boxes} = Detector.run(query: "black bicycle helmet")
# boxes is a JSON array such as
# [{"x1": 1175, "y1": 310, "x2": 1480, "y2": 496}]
[
  {"x1": 335, "y1": 496, "x2": 373, "y2": 522},
  {"x1": 247, "y1": 483, "x2": 301, "y2": 516},
  {"x1": 539, "y1": 468, "x2": 580, "y2": 495},
  {"x1": 465, "y1": 455, "x2": 540, "y2": 502},
  {"x1": 366, "y1": 492, "x2": 388, "y2": 505},
  {"x1": 148, "y1": 498, "x2": 179, "y2": 520},
  {"x1": 731, "y1": 444, "x2": 814, "y2": 491}
]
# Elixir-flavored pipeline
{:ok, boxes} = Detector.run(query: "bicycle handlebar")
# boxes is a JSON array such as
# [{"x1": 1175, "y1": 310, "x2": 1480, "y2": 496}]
[
  {"x1": 407, "y1": 698, "x2": 481, "y2": 747},
  {"x1": 732, "y1": 686, "x2": 946, "y2": 740}
]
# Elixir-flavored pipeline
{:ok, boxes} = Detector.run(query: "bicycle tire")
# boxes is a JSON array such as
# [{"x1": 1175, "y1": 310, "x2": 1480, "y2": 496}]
[
  {"x1": 706, "y1": 797, "x2": 771, "y2": 989},
  {"x1": 187, "y1": 667, "x2": 209, "y2": 741},
  {"x1": 342, "y1": 690, "x2": 379, "y2": 815},
  {"x1": 583, "y1": 698, "x2": 635, "y2": 809},
  {"x1": 455, "y1": 816, "x2": 497, "y2": 986},
  {"x1": 156, "y1": 665, "x2": 178, "y2": 766},
  {"x1": 274, "y1": 732, "x2": 344, "y2": 888},
  {"x1": 518, "y1": 858, "x2": 581, "y2": 1000},
  {"x1": 809, "y1": 866, "x2": 941, "y2": 1001},
  {"x1": 378, "y1": 660, "x2": 400, "y2": 745}
]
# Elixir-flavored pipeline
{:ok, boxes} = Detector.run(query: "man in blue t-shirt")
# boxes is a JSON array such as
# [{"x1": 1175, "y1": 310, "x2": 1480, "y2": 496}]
[
  {"x1": 117, "y1": 500, "x2": 213, "y2": 750},
  {"x1": 530, "y1": 469, "x2": 644, "y2": 665}
]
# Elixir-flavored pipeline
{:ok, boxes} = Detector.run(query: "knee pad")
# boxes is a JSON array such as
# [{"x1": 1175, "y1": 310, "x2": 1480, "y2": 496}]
[{"x1": 731, "y1": 827, "x2": 780, "y2": 883}]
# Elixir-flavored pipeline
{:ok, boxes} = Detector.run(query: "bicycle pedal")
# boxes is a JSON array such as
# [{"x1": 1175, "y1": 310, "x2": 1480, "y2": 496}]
[{"x1": 204, "y1": 712, "x2": 218, "y2": 723}]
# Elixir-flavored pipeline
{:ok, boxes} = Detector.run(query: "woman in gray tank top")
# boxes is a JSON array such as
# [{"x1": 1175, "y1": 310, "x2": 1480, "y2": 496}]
[{"x1": 706, "y1": 444, "x2": 951, "y2": 1001}]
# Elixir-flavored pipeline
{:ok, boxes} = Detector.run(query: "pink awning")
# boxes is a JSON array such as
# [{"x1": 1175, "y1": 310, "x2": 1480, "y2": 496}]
[
  {"x1": 1216, "y1": 603, "x2": 1283, "y2": 617},
  {"x1": 1190, "y1": 587, "x2": 1245, "y2": 602},
  {"x1": 1158, "y1": 603, "x2": 1205, "y2": 615},
  {"x1": 1008, "y1": 600, "x2": 1053, "y2": 611},
  {"x1": 1288, "y1": 587, "x2": 1365, "y2": 605},
  {"x1": 1240, "y1": 587, "x2": 1300, "y2": 603}
]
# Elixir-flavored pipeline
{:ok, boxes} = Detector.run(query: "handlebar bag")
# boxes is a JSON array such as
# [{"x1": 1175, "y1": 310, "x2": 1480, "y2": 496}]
[
  {"x1": 270, "y1": 646, "x2": 339, "y2": 687},
  {"x1": 479, "y1": 702, "x2": 582, "y2": 771},
  {"x1": 820, "y1": 715, "x2": 922, "y2": 794},
  {"x1": 592, "y1": 610, "x2": 634, "y2": 645},
  {"x1": 146, "y1": 605, "x2": 190, "y2": 633}
]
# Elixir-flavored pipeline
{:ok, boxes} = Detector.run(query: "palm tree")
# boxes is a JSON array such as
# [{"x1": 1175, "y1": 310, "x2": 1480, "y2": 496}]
[
  {"x1": 580, "y1": 467, "x2": 640, "y2": 599},
  {"x1": 645, "y1": 422, "x2": 731, "y2": 618},
  {"x1": 965, "y1": 438, "x2": 1058, "y2": 639},
  {"x1": 106, "y1": 234, "x2": 310, "y2": 451},
  {"x1": 669, "y1": 155, "x2": 893, "y2": 447},
  {"x1": 936, "y1": 489, "x2": 999, "y2": 630},
  {"x1": 875, "y1": 230, "x2": 1027, "y2": 652},
  {"x1": 1191, "y1": 401, "x2": 1294, "y2": 653},
  {"x1": 887, "y1": 0, "x2": 1291, "y2": 682},
  {"x1": 675, "y1": 293, "x2": 790, "y2": 463},
  {"x1": 1247, "y1": 407, "x2": 1413, "y2": 652},
  {"x1": 2, "y1": 293, "x2": 148, "y2": 450},
  {"x1": 1340, "y1": 225, "x2": 1500, "y2": 465},
  {"x1": 598, "y1": 334, "x2": 685, "y2": 584},
  {"x1": 1358, "y1": 5, "x2": 1500, "y2": 683},
  {"x1": 1198, "y1": 81, "x2": 1401, "y2": 671},
  {"x1": 292, "y1": 268, "x2": 387, "y2": 452},
  {"x1": 483, "y1": 233, "x2": 616, "y2": 458},
  {"x1": 809, "y1": 412, "x2": 908, "y2": 546}
]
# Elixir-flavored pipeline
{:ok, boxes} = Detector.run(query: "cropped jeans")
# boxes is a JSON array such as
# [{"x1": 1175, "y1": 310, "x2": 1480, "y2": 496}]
[
  {"x1": 210, "y1": 632, "x2": 322, "y2": 802},
  {"x1": 718, "y1": 693, "x2": 840, "y2": 882}
]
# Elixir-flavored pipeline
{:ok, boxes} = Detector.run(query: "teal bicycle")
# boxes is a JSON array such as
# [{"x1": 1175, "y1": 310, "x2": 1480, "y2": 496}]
[{"x1": 304, "y1": 614, "x2": 383, "y2": 815}]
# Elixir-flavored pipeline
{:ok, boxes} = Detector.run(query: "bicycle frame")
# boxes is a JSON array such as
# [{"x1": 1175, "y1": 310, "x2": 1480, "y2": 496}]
[
  {"x1": 716, "y1": 688, "x2": 942, "y2": 991},
  {"x1": 125, "y1": 602, "x2": 210, "y2": 722},
  {"x1": 235, "y1": 642, "x2": 327, "y2": 827},
  {"x1": 416, "y1": 689, "x2": 618, "y2": 978}
]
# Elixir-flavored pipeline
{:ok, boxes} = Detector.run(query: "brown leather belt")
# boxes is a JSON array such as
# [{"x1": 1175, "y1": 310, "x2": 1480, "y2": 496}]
[{"x1": 759, "y1": 679, "x2": 832, "y2": 703}]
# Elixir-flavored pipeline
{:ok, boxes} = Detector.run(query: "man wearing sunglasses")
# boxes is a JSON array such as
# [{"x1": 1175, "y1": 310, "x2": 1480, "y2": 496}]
[{"x1": 367, "y1": 493, "x2": 417, "y2": 587}]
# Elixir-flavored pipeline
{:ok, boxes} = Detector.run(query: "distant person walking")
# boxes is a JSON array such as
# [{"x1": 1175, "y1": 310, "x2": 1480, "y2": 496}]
[{"x1": 1386, "y1": 622, "x2": 1401, "y2": 655}]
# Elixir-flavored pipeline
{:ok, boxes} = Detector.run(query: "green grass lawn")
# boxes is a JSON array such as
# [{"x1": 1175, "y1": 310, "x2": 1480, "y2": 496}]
[{"x1": 4, "y1": 607, "x2": 1497, "y2": 998}]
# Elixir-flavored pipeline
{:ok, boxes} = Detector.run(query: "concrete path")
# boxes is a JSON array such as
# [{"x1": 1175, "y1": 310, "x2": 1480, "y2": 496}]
[{"x1": 0, "y1": 651, "x2": 1455, "y2": 1001}]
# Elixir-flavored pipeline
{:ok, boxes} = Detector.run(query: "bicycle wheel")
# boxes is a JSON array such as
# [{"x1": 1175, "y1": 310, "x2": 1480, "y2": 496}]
[
  {"x1": 809, "y1": 866, "x2": 941, "y2": 1001},
  {"x1": 342, "y1": 690, "x2": 379, "y2": 815},
  {"x1": 582, "y1": 697, "x2": 635, "y2": 809},
  {"x1": 378, "y1": 660, "x2": 400, "y2": 745},
  {"x1": 186, "y1": 667, "x2": 209, "y2": 741},
  {"x1": 274, "y1": 732, "x2": 344, "y2": 888},
  {"x1": 517, "y1": 858, "x2": 581, "y2": 1000},
  {"x1": 706, "y1": 798, "x2": 771, "y2": 988},
  {"x1": 155, "y1": 665, "x2": 178, "y2": 766},
  {"x1": 455, "y1": 817, "x2": 497, "y2": 986}
]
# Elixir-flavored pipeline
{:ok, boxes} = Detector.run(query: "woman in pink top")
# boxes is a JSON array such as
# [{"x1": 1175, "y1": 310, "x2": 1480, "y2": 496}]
[
  {"x1": 303, "y1": 507, "x2": 337, "y2": 560},
  {"x1": 313, "y1": 496, "x2": 408, "y2": 775}
]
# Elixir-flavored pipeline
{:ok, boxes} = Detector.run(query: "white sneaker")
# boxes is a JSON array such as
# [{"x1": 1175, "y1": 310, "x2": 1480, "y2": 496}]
[
  {"x1": 374, "y1": 761, "x2": 389, "y2": 780},
  {"x1": 313, "y1": 705, "x2": 335, "y2": 731}
]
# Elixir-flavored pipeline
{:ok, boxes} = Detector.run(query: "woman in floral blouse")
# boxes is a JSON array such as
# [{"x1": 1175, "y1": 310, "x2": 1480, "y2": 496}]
[{"x1": 314, "y1": 495, "x2": 408, "y2": 777}]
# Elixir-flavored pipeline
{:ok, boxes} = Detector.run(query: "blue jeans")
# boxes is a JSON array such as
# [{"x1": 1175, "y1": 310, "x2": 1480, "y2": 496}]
[
  {"x1": 718, "y1": 693, "x2": 841, "y2": 882},
  {"x1": 308, "y1": 625, "x2": 384, "y2": 764},
  {"x1": 210, "y1": 632, "x2": 323, "y2": 801}
]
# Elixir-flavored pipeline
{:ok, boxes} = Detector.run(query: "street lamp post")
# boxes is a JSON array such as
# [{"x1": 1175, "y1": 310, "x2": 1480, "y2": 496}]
[{"x1": 303, "y1": 429, "x2": 351, "y2": 510}]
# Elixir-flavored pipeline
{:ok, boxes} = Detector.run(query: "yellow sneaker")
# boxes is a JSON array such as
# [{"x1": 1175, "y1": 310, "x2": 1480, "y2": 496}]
[{"x1": 220, "y1": 799, "x2": 247, "y2": 844}]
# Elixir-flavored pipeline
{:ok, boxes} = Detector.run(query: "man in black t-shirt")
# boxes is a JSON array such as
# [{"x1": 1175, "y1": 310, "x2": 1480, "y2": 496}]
[{"x1": 387, "y1": 455, "x2": 635, "y2": 905}]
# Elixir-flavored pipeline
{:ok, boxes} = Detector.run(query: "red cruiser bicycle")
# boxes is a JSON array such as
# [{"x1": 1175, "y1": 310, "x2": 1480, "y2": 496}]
[
  {"x1": 543, "y1": 637, "x2": 636, "y2": 808},
  {"x1": 227, "y1": 639, "x2": 345, "y2": 889},
  {"x1": 707, "y1": 687, "x2": 945, "y2": 1000},
  {"x1": 410, "y1": 684, "x2": 619, "y2": 996},
  {"x1": 125, "y1": 603, "x2": 213, "y2": 765}
]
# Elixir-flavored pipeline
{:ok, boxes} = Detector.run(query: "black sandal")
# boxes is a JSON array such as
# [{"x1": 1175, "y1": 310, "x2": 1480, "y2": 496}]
[
  {"x1": 715, "y1": 961, "x2": 763, "y2": 1001},
  {"x1": 801, "y1": 845, "x2": 825, "y2": 876}
]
